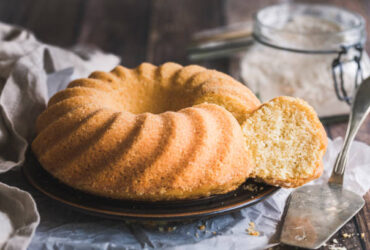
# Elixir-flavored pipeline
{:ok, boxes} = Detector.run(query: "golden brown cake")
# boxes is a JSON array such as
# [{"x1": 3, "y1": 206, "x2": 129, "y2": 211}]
[
  {"x1": 32, "y1": 62, "x2": 261, "y2": 201},
  {"x1": 242, "y1": 96, "x2": 327, "y2": 188}
]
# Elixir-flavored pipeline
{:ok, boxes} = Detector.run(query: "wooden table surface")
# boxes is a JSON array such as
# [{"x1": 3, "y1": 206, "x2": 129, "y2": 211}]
[{"x1": 0, "y1": 0, "x2": 368, "y2": 249}]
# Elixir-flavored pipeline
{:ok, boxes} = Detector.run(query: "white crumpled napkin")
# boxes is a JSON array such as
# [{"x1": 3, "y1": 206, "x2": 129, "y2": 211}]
[
  {"x1": 0, "y1": 21, "x2": 369, "y2": 250},
  {"x1": 0, "y1": 182, "x2": 39, "y2": 250},
  {"x1": 0, "y1": 22, "x2": 120, "y2": 250}
]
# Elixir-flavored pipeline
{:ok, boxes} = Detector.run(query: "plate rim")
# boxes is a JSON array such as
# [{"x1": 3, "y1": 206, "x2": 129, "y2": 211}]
[{"x1": 23, "y1": 152, "x2": 280, "y2": 221}]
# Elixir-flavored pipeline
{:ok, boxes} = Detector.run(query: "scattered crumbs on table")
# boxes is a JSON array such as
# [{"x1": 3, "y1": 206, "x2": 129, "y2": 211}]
[
  {"x1": 195, "y1": 232, "x2": 199, "y2": 238},
  {"x1": 198, "y1": 225, "x2": 206, "y2": 231},
  {"x1": 328, "y1": 244, "x2": 347, "y2": 250},
  {"x1": 361, "y1": 233, "x2": 365, "y2": 239},
  {"x1": 246, "y1": 221, "x2": 260, "y2": 236},
  {"x1": 342, "y1": 233, "x2": 353, "y2": 238},
  {"x1": 327, "y1": 238, "x2": 347, "y2": 250}
]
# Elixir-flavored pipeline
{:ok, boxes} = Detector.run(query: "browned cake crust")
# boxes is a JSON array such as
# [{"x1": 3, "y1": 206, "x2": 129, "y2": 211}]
[{"x1": 32, "y1": 62, "x2": 260, "y2": 201}]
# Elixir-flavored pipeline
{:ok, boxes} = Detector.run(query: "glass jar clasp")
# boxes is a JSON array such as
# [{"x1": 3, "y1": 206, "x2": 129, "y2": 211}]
[{"x1": 332, "y1": 43, "x2": 364, "y2": 105}]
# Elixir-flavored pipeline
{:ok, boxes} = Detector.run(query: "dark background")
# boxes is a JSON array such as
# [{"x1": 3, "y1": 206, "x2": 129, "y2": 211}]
[{"x1": 0, "y1": 0, "x2": 368, "y2": 249}]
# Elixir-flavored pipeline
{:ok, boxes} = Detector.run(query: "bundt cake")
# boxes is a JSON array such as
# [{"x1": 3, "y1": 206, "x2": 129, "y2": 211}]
[
  {"x1": 242, "y1": 96, "x2": 327, "y2": 188},
  {"x1": 32, "y1": 62, "x2": 261, "y2": 201}
]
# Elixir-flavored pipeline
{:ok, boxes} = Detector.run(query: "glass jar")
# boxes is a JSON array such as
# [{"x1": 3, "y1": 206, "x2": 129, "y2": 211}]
[{"x1": 240, "y1": 3, "x2": 370, "y2": 120}]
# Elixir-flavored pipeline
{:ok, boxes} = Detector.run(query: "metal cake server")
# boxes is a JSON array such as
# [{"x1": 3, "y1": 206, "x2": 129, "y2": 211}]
[{"x1": 280, "y1": 77, "x2": 370, "y2": 249}]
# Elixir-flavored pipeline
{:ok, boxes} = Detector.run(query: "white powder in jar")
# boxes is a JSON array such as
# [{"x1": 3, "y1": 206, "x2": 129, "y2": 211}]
[{"x1": 241, "y1": 15, "x2": 370, "y2": 117}]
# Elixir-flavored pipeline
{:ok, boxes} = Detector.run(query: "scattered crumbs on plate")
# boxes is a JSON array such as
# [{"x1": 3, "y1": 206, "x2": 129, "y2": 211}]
[
  {"x1": 198, "y1": 225, "x2": 205, "y2": 231},
  {"x1": 242, "y1": 184, "x2": 259, "y2": 192},
  {"x1": 246, "y1": 221, "x2": 260, "y2": 236}
]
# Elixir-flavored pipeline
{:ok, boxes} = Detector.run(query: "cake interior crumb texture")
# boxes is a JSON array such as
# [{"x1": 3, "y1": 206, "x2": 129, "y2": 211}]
[{"x1": 242, "y1": 96, "x2": 327, "y2": 187}]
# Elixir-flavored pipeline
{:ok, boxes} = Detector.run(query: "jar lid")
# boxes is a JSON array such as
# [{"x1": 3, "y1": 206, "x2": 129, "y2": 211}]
[{"x1": 253, "y1": 3, "x2": 366, "y2": 53}]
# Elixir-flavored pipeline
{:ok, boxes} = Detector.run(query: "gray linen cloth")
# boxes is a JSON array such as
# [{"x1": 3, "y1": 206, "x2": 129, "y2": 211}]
[
  {"x1": 0, "y1": 21, "x2": 369, "y2": 250},
  {"x1": 0, "y1": 22, "x2": 119, "y2": 249}
]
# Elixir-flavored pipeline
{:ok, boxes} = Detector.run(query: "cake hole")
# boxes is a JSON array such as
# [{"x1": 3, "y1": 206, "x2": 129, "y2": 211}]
[{"x1": 117, "y1": 76, "x2": 194, "y2": 114}]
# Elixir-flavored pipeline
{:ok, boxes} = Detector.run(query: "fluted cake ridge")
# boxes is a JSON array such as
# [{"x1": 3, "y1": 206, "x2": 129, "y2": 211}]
[{"x1": 32, "y1": 62, "x2": 260, "y2": 201}]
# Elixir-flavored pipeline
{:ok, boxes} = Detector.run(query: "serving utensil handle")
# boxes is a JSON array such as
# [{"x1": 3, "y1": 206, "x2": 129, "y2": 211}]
[{"x1": 329, "y1": 77, "x2": 370, "y2": 186}]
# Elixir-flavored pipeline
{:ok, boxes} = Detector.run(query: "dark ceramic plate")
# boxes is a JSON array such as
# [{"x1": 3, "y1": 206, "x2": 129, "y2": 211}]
[{"x1": 23, "y1": 150, "x2": 279, "y2": 221}]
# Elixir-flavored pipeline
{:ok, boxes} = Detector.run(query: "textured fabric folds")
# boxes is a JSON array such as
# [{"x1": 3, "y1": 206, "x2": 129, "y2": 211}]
[{"x1": 0, "y1": 22, "x2": 119, "y2": 249}]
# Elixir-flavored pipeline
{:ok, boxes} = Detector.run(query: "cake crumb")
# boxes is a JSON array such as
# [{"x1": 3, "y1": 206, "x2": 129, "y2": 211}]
[
  {"x1": 342, "y1": 233, "x2": 352, "y2": 238},
  {"x1": 198, "y1": 225, "x2": 206, "y2": 231},
  {"x1": 246, "y1": 221, "x2": 260, "y2": 236},
  {"x1": 333, "y1": 239, "x2": 338, "y2": 244},
  {"x1": 243, "y1": 184, "x2": 259, "y2": 192},
  {"x1": 212, "y1": 231, "x2": 217, "y2": 235},
  {"x1": 361, "y1": 233, "x2": 365, "y2": 239},
  {"x1": 249, "y1": 231, "x2": 260, "y2": 236}
]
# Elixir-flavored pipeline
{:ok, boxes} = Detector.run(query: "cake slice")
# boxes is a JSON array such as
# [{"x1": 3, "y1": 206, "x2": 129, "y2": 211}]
[{"x1": 242, "y1": 96, "x2": 327, "y2": 188}]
